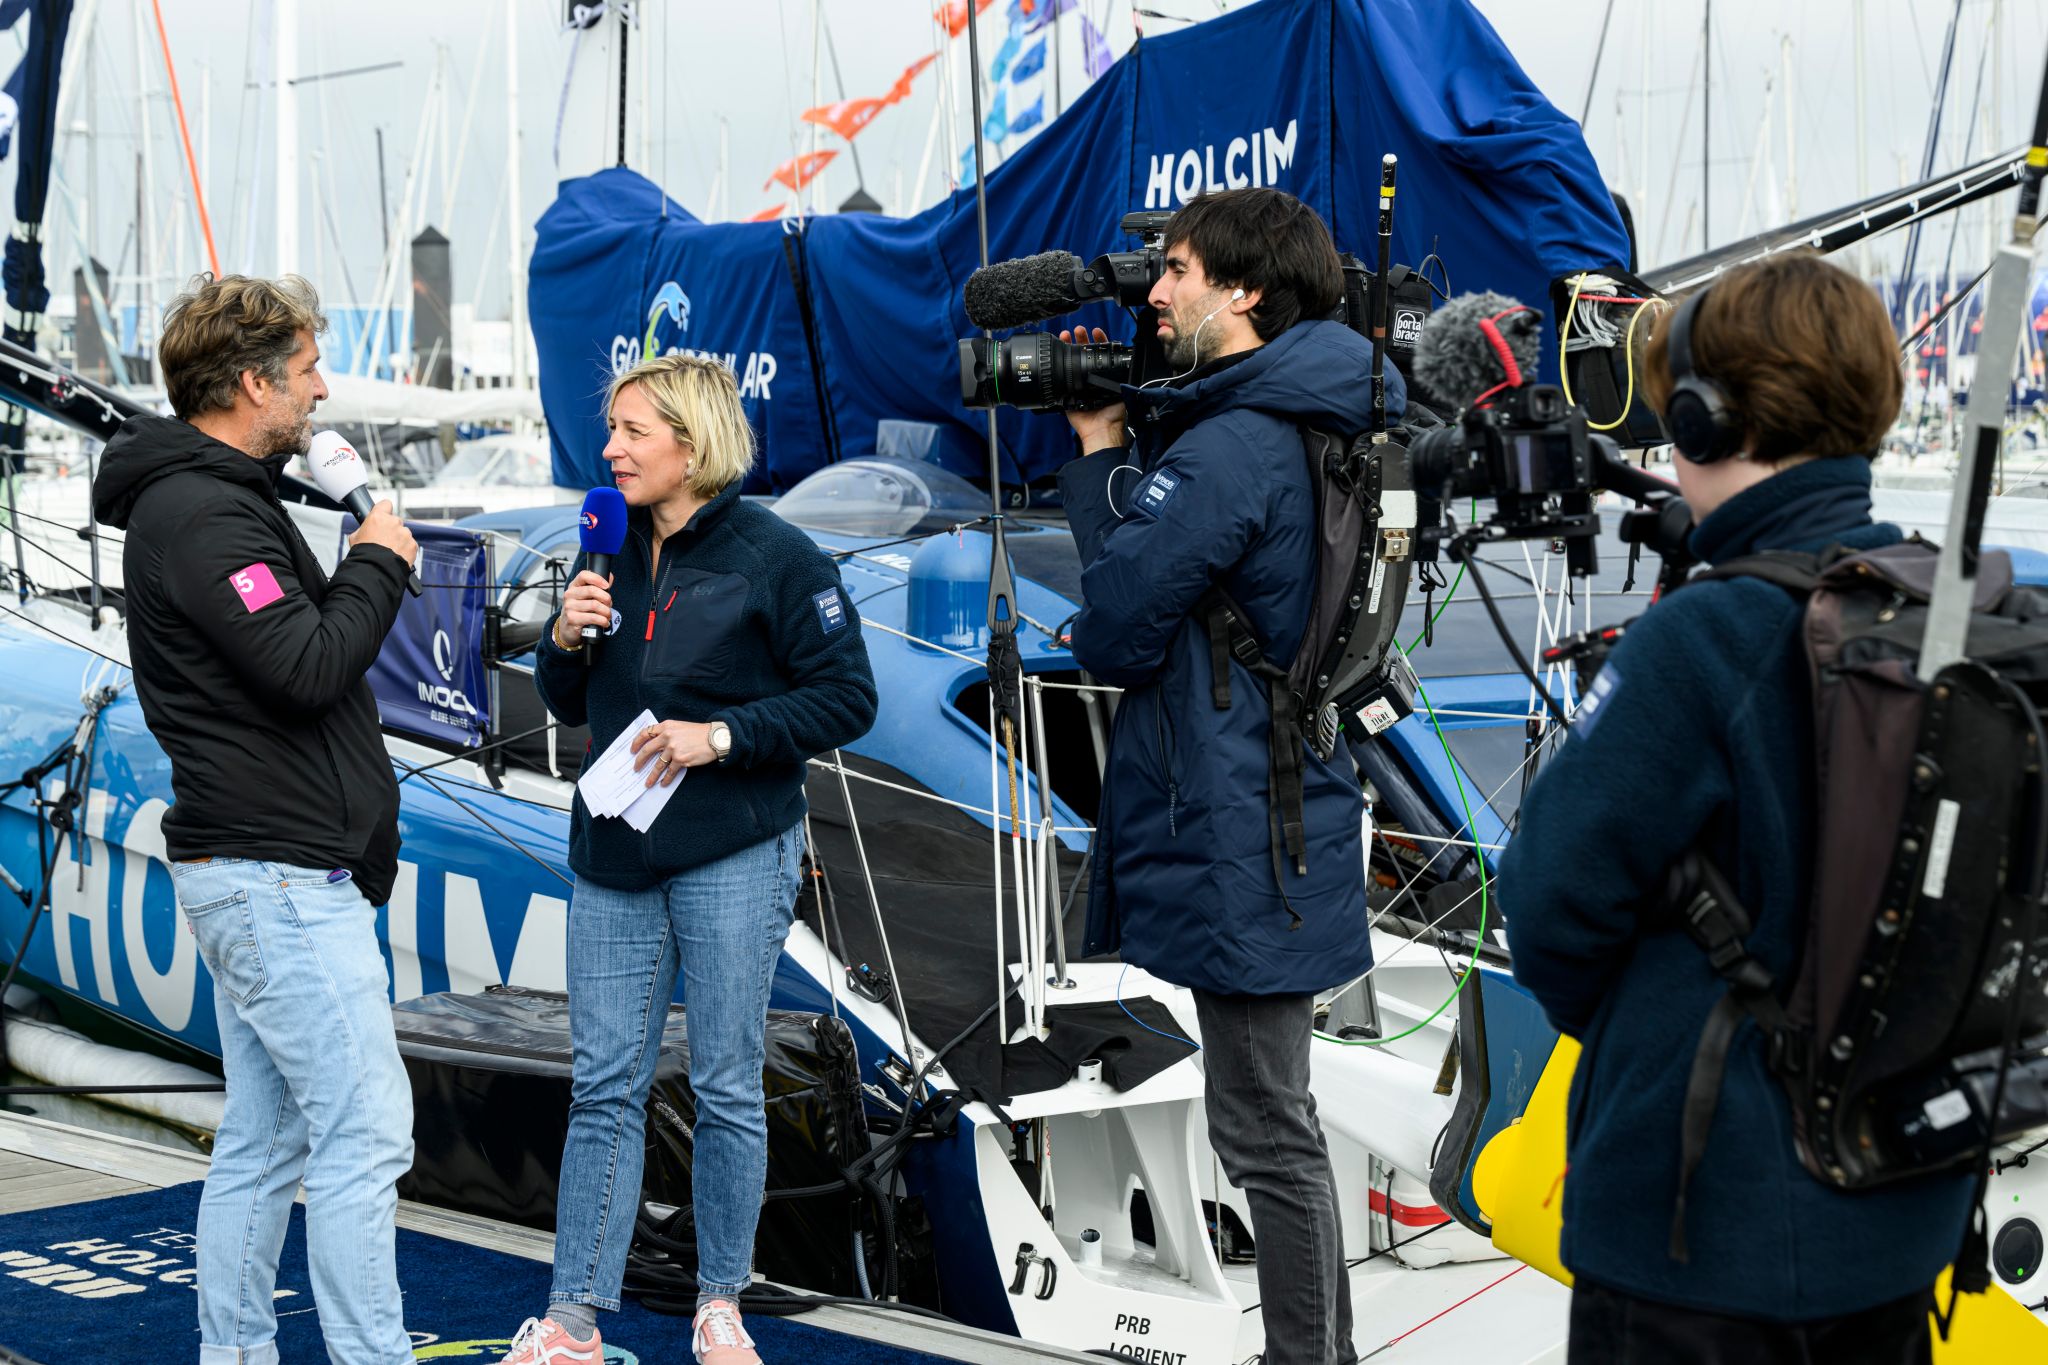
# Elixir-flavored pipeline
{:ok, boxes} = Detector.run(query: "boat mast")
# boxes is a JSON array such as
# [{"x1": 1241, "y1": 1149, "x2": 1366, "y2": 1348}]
[
  {"x1": 1855, "y1": 0, "x2": 1869, "y2": 285},
  {"x1": 505, "y1": 0, "x2": 526, "y2": 391},
  {"x1": 275, "y1": 0, "x2": 297, "y2": 277},
  {"x1": 1700, "y1": 0, "x2": 1710, "y2": 253}
]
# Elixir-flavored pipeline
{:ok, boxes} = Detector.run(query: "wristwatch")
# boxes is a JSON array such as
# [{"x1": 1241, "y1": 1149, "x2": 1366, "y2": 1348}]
[{"x1": 709, "y1": 721, "x2": 732, "y2": 763}]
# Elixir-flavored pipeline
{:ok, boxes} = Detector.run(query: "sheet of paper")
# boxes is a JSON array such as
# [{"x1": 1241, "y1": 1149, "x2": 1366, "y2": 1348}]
[{"x1": 574, "y1": 709, "x2": 683, "y2": 825}]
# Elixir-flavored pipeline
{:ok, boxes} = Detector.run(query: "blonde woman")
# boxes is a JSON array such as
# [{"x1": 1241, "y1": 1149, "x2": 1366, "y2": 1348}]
[{"x1": 504, "y1": 354, "x2": 876, "y2": 1365}]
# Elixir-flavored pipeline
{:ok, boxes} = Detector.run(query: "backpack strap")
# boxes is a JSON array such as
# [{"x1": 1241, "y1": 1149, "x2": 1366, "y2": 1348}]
[
  {"x1": 1202, "y1": 587, "x2": 1312, "y2": 898},
  {"x1": 1665, "y1": 849, "x2": 1796, "y2": 1262},
  {"x1": 1687, "y1": 550, "x2": 1825, "y2": 596}
]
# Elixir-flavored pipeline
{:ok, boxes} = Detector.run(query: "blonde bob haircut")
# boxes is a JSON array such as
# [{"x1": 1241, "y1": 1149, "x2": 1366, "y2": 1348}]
[{"x1": 606, "y1": 352, "x2": 757, "y2": 498}]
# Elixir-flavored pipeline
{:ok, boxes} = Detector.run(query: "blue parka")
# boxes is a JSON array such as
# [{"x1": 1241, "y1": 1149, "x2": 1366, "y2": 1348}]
[
  {"x1": 1501, "y1": 457, "x2": 1976, "y2": 1320},
  {"x1": 1058, "y1": 320, "x2": 1402, "y2": 997}
]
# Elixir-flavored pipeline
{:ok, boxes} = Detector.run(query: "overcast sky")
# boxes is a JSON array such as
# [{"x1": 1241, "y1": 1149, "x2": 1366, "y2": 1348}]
[{"x1": 33, "y1": 0, "x2": 2048, "y2": 332}]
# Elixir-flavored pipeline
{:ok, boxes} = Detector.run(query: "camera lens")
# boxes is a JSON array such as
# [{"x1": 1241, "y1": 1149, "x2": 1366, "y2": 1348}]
[{"x1": 958, "y1": 334, "x2": 1131, "y2": 412}]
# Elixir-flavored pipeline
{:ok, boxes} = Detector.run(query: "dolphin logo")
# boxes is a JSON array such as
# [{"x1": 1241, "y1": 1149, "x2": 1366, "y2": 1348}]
[{"x1": 642, "y1": 282, "x2": 692, "y2": 356}]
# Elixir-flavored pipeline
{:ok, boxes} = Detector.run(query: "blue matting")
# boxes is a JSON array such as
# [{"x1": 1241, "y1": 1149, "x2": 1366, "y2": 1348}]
[{"x1": 0, "y1": 1182, "x2": 953, "y2": 1363}]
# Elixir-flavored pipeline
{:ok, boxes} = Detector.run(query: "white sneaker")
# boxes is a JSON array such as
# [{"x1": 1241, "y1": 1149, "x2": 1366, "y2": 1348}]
[
  {"x1": 496, "y1": 1315, "x2": 604, "y2": 1364},
  {"x1": 691, "y1": 1298, "x2": 761, "y2": 1364}
]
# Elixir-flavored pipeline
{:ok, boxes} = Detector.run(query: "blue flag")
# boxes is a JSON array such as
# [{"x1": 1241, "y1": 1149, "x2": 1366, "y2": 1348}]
[
  {"x1": 989, "y1": 25, "x2": 1023, "y2": 80},
  {"x1": 1009, "y1": 96, "x2": 1045, "y2": 136},
  {"x1": 1027, "y1": 0, "x2": 1074, "y2": 32},
  {"x1": 1010, "y1": 36, "x2": 1046, "y2": 83},
  {"x1": 982, "y1": 86, "x2": 1009, "y2": 142}
]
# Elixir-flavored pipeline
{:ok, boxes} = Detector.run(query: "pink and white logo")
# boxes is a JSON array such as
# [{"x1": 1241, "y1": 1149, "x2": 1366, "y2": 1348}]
[{"x1": 228, "y1": 562, "x2": 285, "y2": 612}]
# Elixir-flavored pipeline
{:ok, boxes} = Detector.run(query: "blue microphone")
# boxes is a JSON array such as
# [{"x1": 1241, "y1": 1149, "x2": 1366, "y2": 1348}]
[{"x1": 577, "y1": 487, "x2": 629, "y2": 664}]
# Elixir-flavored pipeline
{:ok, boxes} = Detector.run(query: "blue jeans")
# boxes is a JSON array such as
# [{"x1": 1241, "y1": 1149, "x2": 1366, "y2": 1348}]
[
  {"x1": 550, "y1": 824, "x2": 802, "y2": 1312},
  {"x1": 168, "y1": 857, "x2": 414, "y2": 1365}
]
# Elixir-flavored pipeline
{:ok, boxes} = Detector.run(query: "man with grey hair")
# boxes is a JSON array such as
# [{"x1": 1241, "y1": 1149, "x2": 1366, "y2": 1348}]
[{"x1": 92, "y1": 273, "x2": 420, "y2": 1365}]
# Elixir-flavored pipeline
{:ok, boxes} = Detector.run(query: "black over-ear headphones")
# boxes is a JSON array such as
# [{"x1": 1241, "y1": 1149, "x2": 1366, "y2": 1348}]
[{"x1": 1664, "y1": 288, "x2": 1743, "y2": 464}]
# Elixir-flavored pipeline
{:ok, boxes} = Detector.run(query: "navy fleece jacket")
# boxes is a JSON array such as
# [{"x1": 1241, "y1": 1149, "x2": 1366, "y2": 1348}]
[
  {"x1": 534, "y1": 483, "x2": 877, "y2": 890},
  {"x1": 1501, "y1": 456, "x2": 1975, "y2": 1320}
]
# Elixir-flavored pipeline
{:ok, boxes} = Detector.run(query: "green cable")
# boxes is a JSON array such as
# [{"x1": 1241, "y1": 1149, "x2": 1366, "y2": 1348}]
[
  {"x1": 1315, "y1": 649, "x2": 1490, "y2": 1049},
  {"x1": 1401, "y1": 498, "x2": 1478, "y2": 655}
]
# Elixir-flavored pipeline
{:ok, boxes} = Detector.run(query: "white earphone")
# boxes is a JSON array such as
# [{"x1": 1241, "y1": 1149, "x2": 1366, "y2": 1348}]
[{"x1": 1142, "y1": 288, "x2": 1250, "y2": 390}]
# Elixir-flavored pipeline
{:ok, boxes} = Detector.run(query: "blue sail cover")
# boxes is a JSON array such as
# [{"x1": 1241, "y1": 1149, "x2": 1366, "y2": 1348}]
[{"x1": 531, "y1": 0, "x2": 1627, "y2": 492}]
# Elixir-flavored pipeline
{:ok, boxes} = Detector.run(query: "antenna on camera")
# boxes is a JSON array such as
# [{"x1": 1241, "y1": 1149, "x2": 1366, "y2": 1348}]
[{"x1": 1371, "y1": 154, "x2": 1397, "y2": 440}]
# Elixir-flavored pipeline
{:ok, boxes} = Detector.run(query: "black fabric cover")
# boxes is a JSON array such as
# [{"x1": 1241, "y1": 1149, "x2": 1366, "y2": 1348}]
[
  {"x1": 391, "y1": 986, "x2": 874, "y2": 1297},
  {"x1": 801, "y1": 751, "x2": 1194, "y2": 1103}
]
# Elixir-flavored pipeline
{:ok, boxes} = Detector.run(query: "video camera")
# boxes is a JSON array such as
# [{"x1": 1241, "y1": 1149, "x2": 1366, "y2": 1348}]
[{"x1": 956, "y1": 210, "x2": 1435, "y2": 412}]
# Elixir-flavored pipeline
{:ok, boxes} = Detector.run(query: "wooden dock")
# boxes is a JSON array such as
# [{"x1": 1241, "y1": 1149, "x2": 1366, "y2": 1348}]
[{"x1": 0, "y1": 1108, "x2": 1088, "y2": 1364}]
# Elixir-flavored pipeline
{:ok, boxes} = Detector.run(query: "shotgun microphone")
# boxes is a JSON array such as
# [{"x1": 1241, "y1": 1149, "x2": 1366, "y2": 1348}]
[
  {"x1": 578, "y1": 487, "x2": 629, "y2": 666},
  {"x1": 307, "y1": 429, "x2": 421, "y2": 597}
]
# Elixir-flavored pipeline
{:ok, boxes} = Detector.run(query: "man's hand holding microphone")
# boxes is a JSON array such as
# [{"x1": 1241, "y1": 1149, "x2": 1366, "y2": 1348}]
[
  {"x1": 347, "y1": 500, "x2": 418, "y2": 571},
  {"x1": 309, "y1": 430, "x2": 423, "y2": 595}
]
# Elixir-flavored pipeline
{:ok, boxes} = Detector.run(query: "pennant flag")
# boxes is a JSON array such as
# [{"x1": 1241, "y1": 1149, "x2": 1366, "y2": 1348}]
[
  {"x1": 765, "y1": 149, "x2": 837, "y2": 192},
  {"x1": 1026, "y1": 0, "x2": 1074, "y2": 32},
  {"x1": 1010, "y1": 36, "x2": 1046, "y2": 82},
  {"x1": 958, "y1": 144, "x2": 977, "y2": 188},
  {"x1": 934, "y1": 0, "x2": 994, "y2": 38},
  {"x1": 989, "y1": 25, "x2": 1023, "y2": 81},
  {"x1": 887, "y1": 53, "x2": 937, "y2": 104},
  {"x1": 982, "y1": 87, "x2": 1009, "y2": 143},
  {"x1": 1081, "y1": 13, "x2": 1114, "y2": 79},
  {"x1": 802, "y1": 96, "x2": 888, "y2": 142},
  {"x1": 748, "y1": 204, "x2": 791, "y2": 223},
  {"x1": 1009, "y1": 95, "x2": 1045, "y2": 136}
]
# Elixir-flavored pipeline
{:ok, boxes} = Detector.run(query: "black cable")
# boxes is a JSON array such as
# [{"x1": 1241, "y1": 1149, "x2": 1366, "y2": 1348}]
[
  {"x1": 390, "y1": 722, "x2": 561, "y2": 785},
  {"x1": 409, "y1": 770, "x2": 573, "y2": 889},
  {"x1": 824, "y1": 515, "x2": 994, "y2": 562},
  {"x1": 0, "y1": 600, "x2": 131, "y2": 671},
  {"x1": 1238, "y1": 1217, "x2": 1458, "y2": 1313},
  {"x1": 1450, "y1": 540, "x2": 1570, "y2": 728}
]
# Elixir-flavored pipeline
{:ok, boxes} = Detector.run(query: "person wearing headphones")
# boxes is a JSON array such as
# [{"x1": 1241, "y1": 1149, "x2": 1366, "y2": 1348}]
[
  {"x1": 1500, "y1": 250, "x2": 1976, "y2": 1363},
  {"x1": 1056, "y1": 187, "x2": 1404, "y2": 1365}
]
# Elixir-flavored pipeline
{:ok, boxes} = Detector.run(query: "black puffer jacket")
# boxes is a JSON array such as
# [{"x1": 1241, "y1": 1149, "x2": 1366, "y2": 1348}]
[{"x1": 93, "y1": 415, "x2": 411, "y2": 902}]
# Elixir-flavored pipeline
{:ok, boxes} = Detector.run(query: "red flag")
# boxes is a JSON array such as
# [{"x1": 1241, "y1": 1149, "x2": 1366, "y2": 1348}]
[
  {"x1": 934, "y1": 0, "x2": 994, "y2": 39},
  {"x1": 748, "y1": 204, "x2": 791, "y2": 223},
  {"x1": 888, "y1": 53, "x2": 938, "y2": 104},
  {"x1": 764, "y1": 150, "x2": 838, "y2": 193},
  {"x1": 801, "y1": 97, "x2": 889, "y2": 142}
]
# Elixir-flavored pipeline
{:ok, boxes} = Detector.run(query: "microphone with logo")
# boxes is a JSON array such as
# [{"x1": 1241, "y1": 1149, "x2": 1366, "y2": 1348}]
[
  {"x1": 577, "y1": 487, "x2": 629, "y2": 668},
  {"x1": 307, "y1": 429, "x2": 422, "y2": 598}
]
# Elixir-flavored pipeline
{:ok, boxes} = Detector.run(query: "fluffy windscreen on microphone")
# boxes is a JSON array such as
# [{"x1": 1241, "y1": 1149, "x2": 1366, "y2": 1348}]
[
  {"x1": 1411, "y1": 291, "x2": 1544, "y2": 411},
  {"x1": 963, "y1": 250, "x2": 1089, "y2": 331}
]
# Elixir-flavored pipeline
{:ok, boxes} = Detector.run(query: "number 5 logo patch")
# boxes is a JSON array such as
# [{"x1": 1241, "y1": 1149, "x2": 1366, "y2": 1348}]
[{"x1": 228, "y1": 562, "x2": 285, "y2": 612}]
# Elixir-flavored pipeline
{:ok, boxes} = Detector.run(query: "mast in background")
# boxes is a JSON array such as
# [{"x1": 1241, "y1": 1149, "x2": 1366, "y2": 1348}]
[
  {"x1": 275, "y1": 0, "x2": 297, "y2": 277},
  {"x1": 505, "y1": 0, "x2": 526, "y2": 390}
]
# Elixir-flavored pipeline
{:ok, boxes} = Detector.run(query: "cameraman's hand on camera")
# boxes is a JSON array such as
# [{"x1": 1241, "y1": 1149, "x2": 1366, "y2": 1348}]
[{"x1": 1059, "y1": 327, "x2": 1127, "y2": 454}]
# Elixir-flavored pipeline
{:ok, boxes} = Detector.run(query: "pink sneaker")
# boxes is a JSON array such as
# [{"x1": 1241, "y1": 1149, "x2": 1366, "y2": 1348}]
[
  {"x1": 497, "y1": 1316, "x2": 603, "y2": 1364},
  {"x1": 691, "y1": 1299, "x2": 761, "y2": 1364}
]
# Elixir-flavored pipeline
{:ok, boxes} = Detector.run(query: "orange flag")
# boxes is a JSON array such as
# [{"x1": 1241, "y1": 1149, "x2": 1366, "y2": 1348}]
[
  {"x1": 801, "y1": 97, "x2": 890, "y2": 142},
  {"x1": 888, "y1": 53, "x2": 938, "y2": 104},
  {"x1": 764, "y1": 149, "x2": 838, "y2": 193},
  {"x1": 934, "y1": 0, "x2": 994, "y2": 39},
  {"x1": 748, "y1": 204, "x2": 791, "y2": 223}
]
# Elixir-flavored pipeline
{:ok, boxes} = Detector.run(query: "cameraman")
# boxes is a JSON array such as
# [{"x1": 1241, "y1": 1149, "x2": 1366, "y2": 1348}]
[
  {"x1": 1056, "y1": 187, "x2": 1401, "y2": 1365},
  {"x1": 1500, "y1": 251, "x2": 1975, "y2": 1363}
]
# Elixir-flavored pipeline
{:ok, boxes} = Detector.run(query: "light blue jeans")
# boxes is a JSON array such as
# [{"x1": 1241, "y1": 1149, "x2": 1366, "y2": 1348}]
[
  {"x1": 169, "y1": 857, "x2": 414, "y2": 1365},
  {"x1": 550, "y1": 824, "x2": 803, "y2": 1315}
]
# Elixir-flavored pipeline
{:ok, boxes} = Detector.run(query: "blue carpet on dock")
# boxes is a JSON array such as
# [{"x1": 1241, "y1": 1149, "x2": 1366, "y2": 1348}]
[{"x1": 0, "y1": 1182, "x2": 953, "y2": 1363}]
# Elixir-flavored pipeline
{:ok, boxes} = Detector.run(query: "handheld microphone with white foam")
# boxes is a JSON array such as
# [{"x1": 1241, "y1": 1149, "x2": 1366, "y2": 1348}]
[
  {"x1": 307, "y1": 429, "x2": 422, "y2": 597},
  {"x1": 1409, "y1": 290, "x2": 1544, "y2": 412},
  {"x1": 577, "y1": 487, "x2": 629, "y2": 666},
  {"x1": 963, "y1": 250, "x2": 1111, "y2": 331}
]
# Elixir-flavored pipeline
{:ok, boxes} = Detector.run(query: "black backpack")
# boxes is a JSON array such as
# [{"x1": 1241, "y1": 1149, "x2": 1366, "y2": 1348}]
[
  {"x1": 1665, "y1": 540, "x2": 2048, "y2": 1291},
  {"x1": 1201, "y1": 427, "x2": 1417, "y2": 896}
]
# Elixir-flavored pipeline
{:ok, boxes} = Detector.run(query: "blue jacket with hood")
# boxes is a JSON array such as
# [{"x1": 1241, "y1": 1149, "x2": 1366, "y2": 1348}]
[
  {"x1": 1501, "y1": 457, "x2": 1976, "y2": 1320},
  {"x1": 1058, "y1": 319, "x2": 1401, "y2": 997}
]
